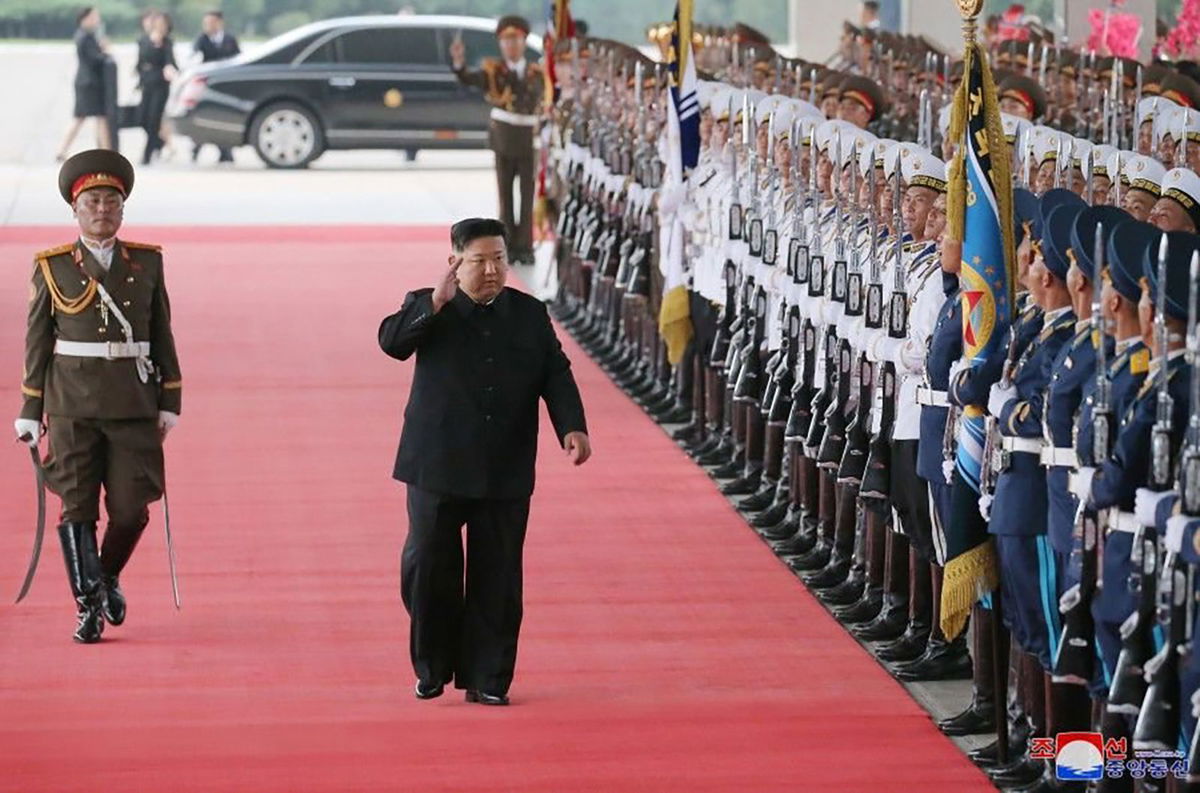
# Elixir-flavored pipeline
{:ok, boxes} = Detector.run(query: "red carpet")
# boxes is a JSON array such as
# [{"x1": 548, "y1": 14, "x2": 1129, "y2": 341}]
[{"x1": 0, "y1": 226, "x2": 993, "y2": 792}]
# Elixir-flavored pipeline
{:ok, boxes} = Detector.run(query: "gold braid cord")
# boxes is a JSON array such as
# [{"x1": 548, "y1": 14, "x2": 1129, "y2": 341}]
[{"x1": 37, "y1": 257, "x2": 96, "y2": 315}]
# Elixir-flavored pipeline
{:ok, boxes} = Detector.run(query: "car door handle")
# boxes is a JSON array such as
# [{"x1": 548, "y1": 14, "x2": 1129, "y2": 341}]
[{"x1": 328, "y1": 76, "x2": 356, "y2": 88}]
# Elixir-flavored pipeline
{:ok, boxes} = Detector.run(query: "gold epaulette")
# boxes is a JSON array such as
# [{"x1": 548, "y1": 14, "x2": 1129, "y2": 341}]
[
  {"x1": 1129, "y1": 348, "x2": 1150, "y2": 375},
  {"x1": 122, "y1": 240, "x2": 162, "y2": 252},
  {"x1": 33, "y1": 243, "x2": 74, "y2": 260}
]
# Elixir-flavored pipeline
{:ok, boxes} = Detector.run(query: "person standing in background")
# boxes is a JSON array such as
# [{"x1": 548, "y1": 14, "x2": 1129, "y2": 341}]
[
  {"x1": 449, "y1": 17, "x2": 544, "y2": 265},
  {"x1": 192, "y1": 10, "x2": 240, "y2": 163},
  {"x1": 57, "y1": 7, "x2": 110, "y2": 161},
  {"x1": 136, "y1": 11, "x2": 178, "y2": 165}
]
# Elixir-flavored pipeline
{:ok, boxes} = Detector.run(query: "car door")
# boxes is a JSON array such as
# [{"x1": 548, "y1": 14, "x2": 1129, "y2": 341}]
[{"x1": 322, "y1": 25, "x2": 458, "y2": 147}]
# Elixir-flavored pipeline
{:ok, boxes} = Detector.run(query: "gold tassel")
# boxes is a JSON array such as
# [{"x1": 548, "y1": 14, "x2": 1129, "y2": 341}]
[
  {"x1": 940, "y1": 538, "x2": 999, "y2": 640},
  {"x1": 37, "y1": 258, "x2": 96, "y2": 315}
]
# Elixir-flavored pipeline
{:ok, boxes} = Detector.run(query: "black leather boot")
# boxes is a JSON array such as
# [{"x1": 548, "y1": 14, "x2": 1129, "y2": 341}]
[
  {"x1": 875, "y1": 552, "x2": 932, "y2": 661},
  {"x1": 831, "y1": 586, "x2": 883, "y2": 625},
  {"x1": 852, "y1": 594, "x2": 909, "y2": 641},
  {"x1": 891, "y1": 635, "x2": 972, "y2": 681},
  {"x1": 738, "y1": 483, "x2": 777, "y2": 513},
  {"x1": 818, "y1": 566, "x2": 867, "y2": 606},
  {"x1": 751, "y1": 499, "x2": 791, "y2": 529},
  {"x1": 58, "y1": 522, "x2": 104, "y2": 644},
  {"x1": 938, "y1": 603, "x2": 997, "y2": 735},
  {"x1": 101, "y1": 574, "x2": 126, "y2": 626},
  {"x1": 720, "y1": 468, "x2": 761, "y2": 496}
]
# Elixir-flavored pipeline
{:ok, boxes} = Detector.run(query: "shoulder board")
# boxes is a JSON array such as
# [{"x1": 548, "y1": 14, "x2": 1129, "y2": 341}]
[
  {"x1": 33, "y1": 243, "x2": 74, "y2": 260},
  {"x1": 1129, "y1": 349, "x2": 1150, "y2": 375},
  {"x1": 122, "y1": 241, "x2": 162, "y2": 252}
]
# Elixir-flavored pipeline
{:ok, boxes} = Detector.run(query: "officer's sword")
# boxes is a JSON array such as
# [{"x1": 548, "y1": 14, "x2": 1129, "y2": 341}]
[
  {"x1": 15, "y1": 442, "x2": 46, "y2": 603},
  {"x1": 162, "y1": 472, "x2": 180, "y2": 610}
]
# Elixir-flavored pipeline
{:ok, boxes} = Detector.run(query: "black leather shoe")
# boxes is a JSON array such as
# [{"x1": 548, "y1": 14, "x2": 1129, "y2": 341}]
[
  {"x1": 937, "y1": 702, "x2": 996, "y2": 736},
  {"x1": 465, "y1": 690, "x2": 510, "y2": 706},
  {"x1": 802, "y1": 557, "x2": 850, "y2": 590},
  {"x1": 987, "y1": 757, "x2": 1045, "y2": 788},
  {"x1": 831, "y1": 588, "x2": 882, "y2": 625},
  {"x1": 672, "y1": 424, "x2": 702, "y2": 444},
  {"x1": 655, "y1": 405, "x2": 692, "y2": 424},
  {"x1": 818, "y1": 572, "x2": 867, "y2": 606},
  {"x1": 891, "y1": 640, "x2": 972, "y2": 682},
  {"x1": 698, "y1": 444, "x2": 734, "y2": 467},
  {"x1": 874, "y1": 624, "x2": 930, "y2": 662},
  {"x1": 771, "y1": 531, "x2": 815, "y2": 557},
  {"x1": 720, "y1": 472, "x2": 761, "y2": 496},
  {"x1": 788, "y1": 541, "x2": 832, "y2": 572},
  {"x1": 710, "y1": 458, "x2": 744, "y2": 479},
  {"x1": 761, "y1": 512, "x2": 803, "y2": 541},
  {"x1": 737, "y1": 484, "x2": 776, "y2": 511},
  {"x1": 968, "y1": 732, "x2": 1030, "y2": 770},
  {"x1": 852, "y1": 601, "x2": 909, "y2": 642},
  {"x1": 414, "y1": 680, "x2": 445, "y2": 700},
  {"x1": 750, "y1": 500, "x2": 790, "y2": 528},
  {"x1": 101, "y1": 574, "x2": 126, "y2": 626}
]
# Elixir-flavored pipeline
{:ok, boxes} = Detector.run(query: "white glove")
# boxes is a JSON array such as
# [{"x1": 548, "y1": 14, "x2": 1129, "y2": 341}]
[
  {"x1": 1165, "y1": 514, "x2": 1191, "y2": 555},
  {"x1": 948, "y1": 358, "x2": 967, "y2": 387},
  {"x1": 1191, "y1": 687, "x2": 1200, "y2": 719},
  {"x1": 13, "y1": 418, "x2": 42, "y2": 448},
  {"x1": 158, "y1": 411, "x2": 179, "y2": 438},
  {"x1": 942, "y1": 459, "x2": 956, "y2": 485},
  {"x1": 1134, "y1": 488, "x2": 1174, "y2": 529},
  {"x1": 874, "y1": 336, "x2": 902, "y2": 364},
  {"x1": 1070, "y1": 466, "x2": 1097, "y2": 502},
  {"x1": 978, "y1": 493, "x2": 993, "y2": 521},
  {"x1": 987, "y1": 382, "x2": 1016, "y2": 418}
]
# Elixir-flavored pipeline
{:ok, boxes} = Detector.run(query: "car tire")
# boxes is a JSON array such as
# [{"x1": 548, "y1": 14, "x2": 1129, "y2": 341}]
[{"x1": 250, "y1": 101, "x2": 324, "y2": 169}]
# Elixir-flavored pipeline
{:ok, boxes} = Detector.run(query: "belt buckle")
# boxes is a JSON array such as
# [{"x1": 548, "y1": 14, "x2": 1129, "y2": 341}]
[{"x1": 105, "y1": 341, "x2": 121, "y2": 360}]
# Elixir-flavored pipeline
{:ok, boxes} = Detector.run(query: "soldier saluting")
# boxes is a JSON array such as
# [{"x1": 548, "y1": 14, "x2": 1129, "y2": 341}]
[
  {"x1": 449, "y1": 16, "x2": 543, "y2": 266},
  {"x1": 14, "y1": 149, "x2": 183, "y2": 643}
]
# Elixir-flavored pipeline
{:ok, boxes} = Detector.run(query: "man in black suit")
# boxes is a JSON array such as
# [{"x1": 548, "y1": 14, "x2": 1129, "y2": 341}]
[
  {"x1": 379, "y1": 217, "x2": 591, "y2": 706},
  {"x1": 191, "y1": 11, "x2": 240, "y2": 163}
]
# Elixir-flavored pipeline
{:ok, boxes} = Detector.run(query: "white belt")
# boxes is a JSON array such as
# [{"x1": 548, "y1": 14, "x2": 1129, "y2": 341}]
[
  {"x1": 1000, "y1": 436, "x2": 1042, "y2": 455},
  {"x1": 916, "y1": 386, "x2": 948, "y2": 407},
  {"x1": 54, "y1": 340, "x2": 150, "y2": 359},
  {"x1": 1109, "y1": 511, "x2": 1140, "y2": 534},
  {"x1": 490, "y1": 108, "x2": 539, "y2": 127},
  {"x1": 1040, "y1": 446, "x2": 1079, "y2": 468}
]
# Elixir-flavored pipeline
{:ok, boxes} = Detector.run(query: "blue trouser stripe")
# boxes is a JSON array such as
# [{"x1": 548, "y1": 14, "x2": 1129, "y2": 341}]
[{"x1": 1036, "y1": 537, "x2": 1061, "y2": 663}]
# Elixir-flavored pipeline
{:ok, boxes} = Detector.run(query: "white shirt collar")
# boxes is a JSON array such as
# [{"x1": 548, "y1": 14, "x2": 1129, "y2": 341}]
[
  {"x1": 506, "y1": 58, "x2": 526, "y2": 77},
  {"x1": 1115, "y1": 335, "x2": 1140, "y2": 354},
  {"x1": 1044, "y1": 305, "x2": 1072, "y2": 324},
  {"x1": 80, "y1": 235, "x2": 115, "y2": 271}
]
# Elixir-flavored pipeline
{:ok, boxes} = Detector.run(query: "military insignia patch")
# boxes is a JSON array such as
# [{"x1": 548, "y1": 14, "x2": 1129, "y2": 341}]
[{"x1": 1129, "y1": 348, "x2": 1150, "y2": 375}]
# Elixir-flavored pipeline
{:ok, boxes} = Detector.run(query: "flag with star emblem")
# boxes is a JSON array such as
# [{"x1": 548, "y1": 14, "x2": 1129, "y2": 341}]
[{"x1": 939, "y1": 36, "x2": 1016, "y2": 639}]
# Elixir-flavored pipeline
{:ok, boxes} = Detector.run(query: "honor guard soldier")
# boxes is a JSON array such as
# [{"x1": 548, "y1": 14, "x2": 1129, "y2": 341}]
[
  {"x1": 450, "y1": 15, "x2": 543, "y2": 265},
  {"x1": 15, "y1": 150, "x2": 182, "y2": 643}
]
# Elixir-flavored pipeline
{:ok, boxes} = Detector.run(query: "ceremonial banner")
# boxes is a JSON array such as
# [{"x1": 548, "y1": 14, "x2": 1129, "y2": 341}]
[
  {"x1": 940, "y1": 10, "x2": 1016, "y2": 639},
  {"x1": 659, "y1": 0, "x2": 699, "y2": 364}
]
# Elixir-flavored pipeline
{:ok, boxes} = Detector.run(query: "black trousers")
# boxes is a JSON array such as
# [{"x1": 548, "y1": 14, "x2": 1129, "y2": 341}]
[
  {"x1": 889, "y1": 439, "x2": 935, "y2": 562},
  {"x1": 495, "y1": 149, "x2": 534, "y2": 258},
  {"x1": 402, "y1": 485, "x2": 530, "y2": 695},
  {"x1": 139, "y1": 81, "x2": 169, "y2": 164}
]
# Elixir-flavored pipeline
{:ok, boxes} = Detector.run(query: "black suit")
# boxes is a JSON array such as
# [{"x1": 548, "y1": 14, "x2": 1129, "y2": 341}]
[
  {"x1": 191, "y1": 32, "x2": 240, "y2": 160},
  {"x1": 379, "y1": 287, "x2": 586, "y2": 694}
]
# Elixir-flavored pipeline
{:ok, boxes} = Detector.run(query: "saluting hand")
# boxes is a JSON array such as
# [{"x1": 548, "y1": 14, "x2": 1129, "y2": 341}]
[
  {"x1": 432, "y1": 257, "x2": 461, "y2": 313},
  {"x1": 564, "y1": 431, "x2": 591, "y2": 466},
  {"x1": 449, "y1": 37, "x2": 466, "y2": 70}
]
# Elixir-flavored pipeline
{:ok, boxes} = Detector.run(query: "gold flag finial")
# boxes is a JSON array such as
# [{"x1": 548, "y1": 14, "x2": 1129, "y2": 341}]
[{"x1": 957, "y1": 0, "x2": 983, "y2": 19}]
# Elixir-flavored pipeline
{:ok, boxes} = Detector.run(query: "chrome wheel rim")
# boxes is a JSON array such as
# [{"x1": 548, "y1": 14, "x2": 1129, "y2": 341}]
[{"x1": 258, "y1": 108, "x2": 315, "y2": 165}]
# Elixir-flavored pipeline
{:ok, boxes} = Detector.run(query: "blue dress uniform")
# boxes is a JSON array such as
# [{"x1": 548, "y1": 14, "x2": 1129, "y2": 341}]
[
  {"x1": 916, "y1": 272, "x2": 962, "y2": 539},
  {"x1": 1044, "y1": 207, "x2": 1131, "y2": 563},
  {"x1": 990, "y1": 202, "x2": 1081, "y2": 671},
  {"x1": 1081, "y1": 219, "x2": 1158, "y2": 689}
]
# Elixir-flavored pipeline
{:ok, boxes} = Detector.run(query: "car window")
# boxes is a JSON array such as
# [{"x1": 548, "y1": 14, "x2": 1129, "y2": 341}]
[
  {"x1": 256, "y1": 32, "x2": 322, "y2": 64},
  {"x1": 301, "y1": 39, "x2": 337, "y2": 64},
  {"x1": 335, "y1": 27, "x2": 443, "y2": 66}
]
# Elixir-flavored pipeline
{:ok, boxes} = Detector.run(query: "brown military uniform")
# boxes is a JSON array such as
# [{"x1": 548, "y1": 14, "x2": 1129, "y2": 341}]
[
  {"x1": 22, "y1": 238, "x2": 182, "y2": 573},
  {"x1": 454, "y1": 57, "x2": 544, "y2": 259}
]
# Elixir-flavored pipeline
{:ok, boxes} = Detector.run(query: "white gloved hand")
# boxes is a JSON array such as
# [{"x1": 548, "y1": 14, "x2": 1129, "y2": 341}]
[
  {"x1": 942, "y1": 459, "x2": 956, "y2": 485},
  {"x1": 948, "y1": 357, "x2": 967, "y2": 387},
  {"x1": 158, "y1": 411, "x2": 179, "y2": 439},
  {"x1": 1070, "y1": 466, "x2": 1097, "y2": 502},
  {"x1": 978, "y1": 493, "x2": 993, "y2": 521},
  {"x1": 874, "y1": 336, "x2": 902, "y2": 364},
  {"x1": 987, "y1": 382, "x2": 1016, "y2": 418},
  {"x1": 1165, "y1": 514, "x2": 1191, "y2": 555},
  {"x1": 1191, "y1": 686, "x2": 1200, "y2": 719},
  {"x1": 1134, "y1": 488, "x2": 1174, "y2": 529},
  {"x1": 13, "y1": 418, "x2": 42, "y2": 448}
]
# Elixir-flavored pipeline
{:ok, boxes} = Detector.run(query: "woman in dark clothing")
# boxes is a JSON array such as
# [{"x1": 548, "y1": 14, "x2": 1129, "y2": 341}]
[
  {"x1": 136, "y1": 11, "x2": 178, "y2": 164},
  {"x1": 57, "y1": 6, "x2": 111, "y2": 160}
]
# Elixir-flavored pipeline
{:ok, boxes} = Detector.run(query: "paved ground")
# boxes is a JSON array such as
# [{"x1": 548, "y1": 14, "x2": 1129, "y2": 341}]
[{"x1": 0, "y1": 43, "x2": 497, "y2": 226}]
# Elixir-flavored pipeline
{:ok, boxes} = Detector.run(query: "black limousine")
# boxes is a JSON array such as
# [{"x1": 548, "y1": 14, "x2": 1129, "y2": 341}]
[{"x1": 168, "y1": 15, "x2": 541, "y2": 168}]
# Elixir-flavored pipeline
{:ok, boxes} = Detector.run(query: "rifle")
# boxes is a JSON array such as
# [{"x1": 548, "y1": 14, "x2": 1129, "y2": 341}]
[
  {"x1": 861, "y1": 153, "x2": 903, "y2": 499},
  {"x1": 1134, "y1": 250, "x2": 1199, "y2": 750},
  {"x1": 1110, "y1": 234, "x2": 1171, "y2": 715},
  {"x1": 730, "y1": 94, "x2": 744, "y2": 241},
  {"x1": 1054, "y1": 222, "x2": 1108, "y2": 687},
  {"x1": 838, "y1": 147, "x2": 877, "y2": 485}
]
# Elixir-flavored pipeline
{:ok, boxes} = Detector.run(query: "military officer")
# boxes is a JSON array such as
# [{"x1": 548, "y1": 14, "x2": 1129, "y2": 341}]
[
  {"x1": 450, "y1": 15, "x2": 543, "y2": 265},
  {"x1": 15, "y1": 149, "x2": 182, "y2": 643}
]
